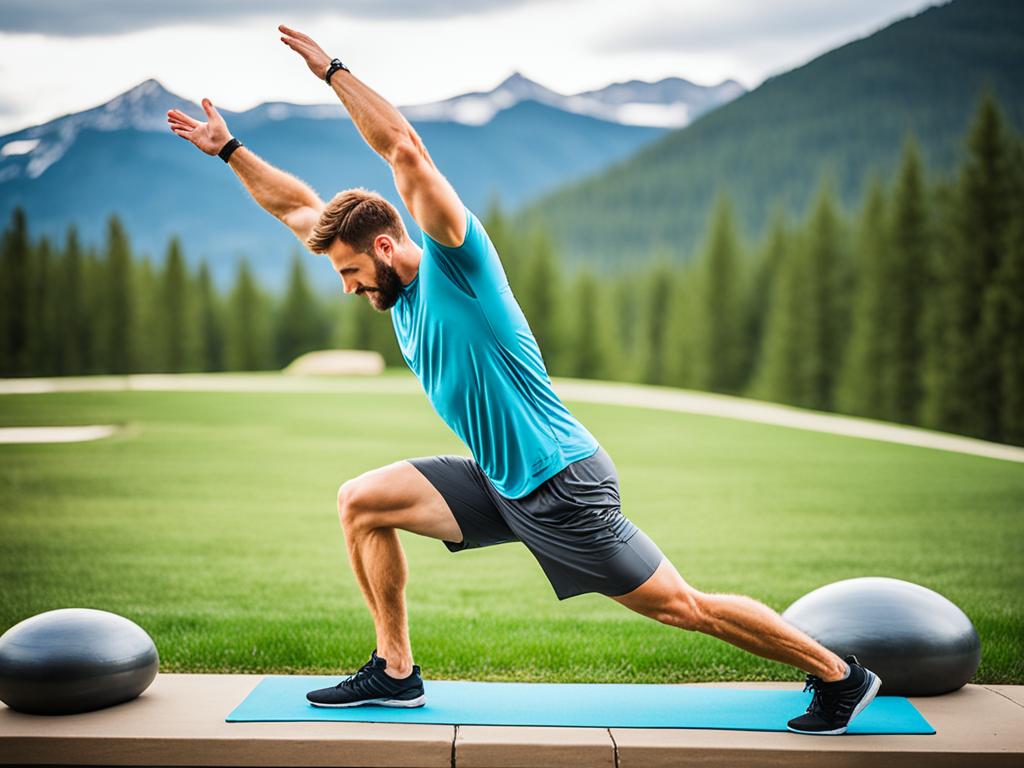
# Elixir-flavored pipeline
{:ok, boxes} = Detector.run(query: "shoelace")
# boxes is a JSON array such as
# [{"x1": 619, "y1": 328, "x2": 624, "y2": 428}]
[
  {"x1": 802, "y1": 674, "x2": 854, "y2": 719},
  {"x1": 335, "y1": 658, "x2": 378, "y2": 689}
]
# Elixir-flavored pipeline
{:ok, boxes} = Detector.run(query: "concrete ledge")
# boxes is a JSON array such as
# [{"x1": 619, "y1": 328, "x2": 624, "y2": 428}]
[
  {"x1": 0, "y1": 674, "x2": 453, "y2": 767},
  {"x1": 1, "y1": 675, "x2": 1022, "y2": 767},
  {"x1": 456, "y1": 725, "x2": 615, "y2": 767},
  {"x1": 611, "y1": 683, "x2": 1024, "y2": 768},
  {"x1": 987, "y1": 685, "x2": 1024, "y2": 709}
]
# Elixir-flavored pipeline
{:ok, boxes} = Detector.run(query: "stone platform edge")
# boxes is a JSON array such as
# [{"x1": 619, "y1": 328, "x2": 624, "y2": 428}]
[{"x1": 1, "y1": 674, "x2": 1022, "y2": 768}]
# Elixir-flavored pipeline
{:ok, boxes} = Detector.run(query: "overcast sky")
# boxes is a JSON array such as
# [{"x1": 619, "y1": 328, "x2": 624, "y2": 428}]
[{"x1": 0, "y1": 0, "x2": 940, "y2": 135}]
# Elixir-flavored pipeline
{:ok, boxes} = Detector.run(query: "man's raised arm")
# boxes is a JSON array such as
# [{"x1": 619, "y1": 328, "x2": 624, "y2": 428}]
[
  {"x1": 167, "y1": 99, "x2": 324, "y2": 246},
  {"x1": 278, "y1": 25, "x2": 466, "y2": 248}
]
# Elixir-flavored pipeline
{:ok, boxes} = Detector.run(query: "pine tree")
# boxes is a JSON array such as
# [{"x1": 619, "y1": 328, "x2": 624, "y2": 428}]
[
  {"x1": 520, "y1": 226, "x2": 567, "y2": 375},
  {"x1": 0, "y1": 209, "x2": 31, "y2": 375},
  {"x1": 81, "y1": 246, "x2": 104, "y2": 374},
  {"x1": 483, "y1": 196, "x2": 523, "y2": 291},
  {"x1": 55, "y1": 227, "x2": 86, "y2": 374},
  {"x1": 637, "y1": 256, "x2": 675, "y2": 385},
  {"x1": 663, "y1": 262, "x2": 700, "y2": 389},
  {"x1": 595, "y1": 278, "x2": 625, "y2": 381},
  {"x1": 29, "y1": 236, "x2": 59, "y2": 375},
  {"x1": 694, "y1": 195, "x2": 744, "y2": 393},
  {"x1": 740, "y1": 209, "x2": 788, "y2": 392},
  {"x1": 161, "y1": 237, "x2": 189, "y2": 372},
  {"x1": 610, "y1": 272, "x2": 642, "y2": 382},
  {"x1": 980, "y1": 135, "x2": 1024, "y2": 445},
  {"x1": 922, "y1": 92, "x2": 1016, "y2": 439},
  {"x1": 836, "y1": 177, "x2": 890, "y2": 417},
  {"x1": 226, "y1": 258, "x2": 271, "y2": 371},
  {"x1": 101, "y1": 216, "x2": 134, "y2": 374},
  {"x1": 133, "y1": 256, "x2": 162, "y2": 372},
  {"x1": 796, "y1": 180, "x2": 849, "y2": 410},
  {"x1": 981, "y1": 204, "x2": 1024, "y2": 445},
  {"x1": 752, "y1": 228, "x2": 805, "y2": 404},
  {"x1": 275, "y1": 251, "x2": 327, "y2": 367},
  {"x1": 195, "y1": 261, "x2": 225, "y2": 371},
  {"x1": 567, "y1": 268, "x2": 606, "y2": 379},
  {"x1": 885, "y1": 138, "x2": 931, "y2": 424}
]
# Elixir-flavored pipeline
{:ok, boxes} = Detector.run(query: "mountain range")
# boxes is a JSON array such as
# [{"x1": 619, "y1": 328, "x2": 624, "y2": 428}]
[
  {"x1": 0, "y1": 73, "x2": 741, "y2": 287},
  {"x1": 521, "y1": 0, "x2": 1024, "y2": 268}
]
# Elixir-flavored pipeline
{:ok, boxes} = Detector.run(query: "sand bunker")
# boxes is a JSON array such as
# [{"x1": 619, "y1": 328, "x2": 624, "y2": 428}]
[
  {"x1": 284, "y1": 350, "x2": 385, "y2": 376},
  {"x1": 0, "y1": 426, "x2": 119, "y2": 444}
]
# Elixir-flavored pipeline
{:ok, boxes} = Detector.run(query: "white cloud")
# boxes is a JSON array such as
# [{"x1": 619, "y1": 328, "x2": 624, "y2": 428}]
[
  {"x1": 0, "y1": 0, "x2": 939, "y2": 135},
  {"x1": 0, "y1": 0, "x2": 553, "y2": 36}
]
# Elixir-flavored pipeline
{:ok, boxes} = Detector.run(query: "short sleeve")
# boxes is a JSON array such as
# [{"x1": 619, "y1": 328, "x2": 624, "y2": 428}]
[
  {"x1": 421, "y1": 206, "x2": 509, "y2": 292},
  {"x1": 422, "y1": 207, "x2": 490, "y2": 270}
]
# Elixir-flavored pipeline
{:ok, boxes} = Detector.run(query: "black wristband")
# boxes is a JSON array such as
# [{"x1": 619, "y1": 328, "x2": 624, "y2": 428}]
[
  {"x1": 218, "y1": 137, "x2": 242, "y2": 163},
  {"x1": 325, "y1": 58, "x2": 350, "y2": 85}
]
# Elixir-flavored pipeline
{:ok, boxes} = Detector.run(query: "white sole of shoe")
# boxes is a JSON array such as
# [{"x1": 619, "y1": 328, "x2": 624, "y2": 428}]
[
  {"x1": 787, "y1": 670, "x2": 883, "y2": 736},
  {"x1": 308, "y1": 693, "x2": 426, "y2": 708}
]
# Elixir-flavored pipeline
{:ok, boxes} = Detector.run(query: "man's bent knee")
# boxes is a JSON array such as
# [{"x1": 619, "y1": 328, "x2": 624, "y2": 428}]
[{"x1": 337, "y1": 477, "x2": 377, "y2": 532}]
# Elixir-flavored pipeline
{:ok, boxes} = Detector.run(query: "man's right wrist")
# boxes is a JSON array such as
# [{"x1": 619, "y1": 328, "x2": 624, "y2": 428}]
[
  {"x1": 325, "y1": 58, "x2": 350, "y2": 85},
  {"x1": 218, "y1": 137, "x2": 243, "y2": 163}
]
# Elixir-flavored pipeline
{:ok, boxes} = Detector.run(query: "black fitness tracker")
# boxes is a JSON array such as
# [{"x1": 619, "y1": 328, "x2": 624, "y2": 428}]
[
  {"x1": 218, "y1": 137, "x2": 242, "y2": 163},
  {"x1": 325, "y1": 58, "x2": 350, "y2": 84}
]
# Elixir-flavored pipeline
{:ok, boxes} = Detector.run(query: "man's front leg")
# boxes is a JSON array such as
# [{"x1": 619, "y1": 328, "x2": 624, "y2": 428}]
[{"x1": 337, "y1": 482, "x2": 414, "y2": 678}]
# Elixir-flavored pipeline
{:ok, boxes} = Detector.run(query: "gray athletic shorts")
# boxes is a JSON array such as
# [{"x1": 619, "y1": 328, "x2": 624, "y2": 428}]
[{"x1": 406, "y1": 446, "x2": 664, "y2": 600}]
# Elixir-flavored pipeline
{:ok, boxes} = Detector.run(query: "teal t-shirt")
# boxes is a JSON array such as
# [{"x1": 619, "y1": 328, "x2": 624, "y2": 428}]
[{"x1": 390, "y1": 206, "x2": 599, "y2": 499}]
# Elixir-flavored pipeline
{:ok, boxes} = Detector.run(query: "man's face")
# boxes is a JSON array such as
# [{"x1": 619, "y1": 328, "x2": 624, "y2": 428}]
[{"x1": 327, "y1": 236, "x2": 403, "y2": 312}]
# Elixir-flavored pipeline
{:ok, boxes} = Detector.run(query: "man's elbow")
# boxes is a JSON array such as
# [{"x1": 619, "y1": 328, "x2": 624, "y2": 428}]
[{"x1": 388, "y1": 134, "x2": 428, "y2": 170}]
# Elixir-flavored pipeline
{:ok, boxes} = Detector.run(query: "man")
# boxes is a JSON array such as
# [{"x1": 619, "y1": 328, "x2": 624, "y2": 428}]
[{"x1": 167, "y1": 24, "x2": 881, "y2": 735}]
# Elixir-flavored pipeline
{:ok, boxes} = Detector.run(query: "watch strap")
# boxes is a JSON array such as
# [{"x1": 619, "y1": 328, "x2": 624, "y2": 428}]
[
  {"x1": 218, "y1": 137, "x2": 242, "y2": 163},
  {"x1": 325, "y1": 58, "x2": 350, "y2": 84}
]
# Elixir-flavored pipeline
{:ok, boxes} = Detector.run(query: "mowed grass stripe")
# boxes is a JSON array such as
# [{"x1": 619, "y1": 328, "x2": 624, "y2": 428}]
[{"x1": 1, "y1": 386, "x2": 1021, "y2": 684}]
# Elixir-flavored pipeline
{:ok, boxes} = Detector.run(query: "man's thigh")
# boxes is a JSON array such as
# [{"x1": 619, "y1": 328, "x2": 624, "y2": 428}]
[
  {"x1": 405, "y1": 455, "x2": 517, "y2": 552},
  {"x1": 343, "y1": 459, "x2": 464, "y2": 542}
]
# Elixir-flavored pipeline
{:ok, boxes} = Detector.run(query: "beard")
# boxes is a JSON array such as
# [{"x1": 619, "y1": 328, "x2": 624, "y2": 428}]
[{"x1": 358, "y1": 252, "x2": 404, "y2": 311}]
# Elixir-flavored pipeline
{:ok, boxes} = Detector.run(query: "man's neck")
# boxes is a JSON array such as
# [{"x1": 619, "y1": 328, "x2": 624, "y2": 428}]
[{"x1": 394, "y1": 240, "x2": 422, "y2": 287}]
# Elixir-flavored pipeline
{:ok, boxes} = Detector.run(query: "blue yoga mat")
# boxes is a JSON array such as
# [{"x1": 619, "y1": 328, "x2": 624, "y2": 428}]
[{"x1": 226, "y1": 676, "x2": 935, "y2": 734}]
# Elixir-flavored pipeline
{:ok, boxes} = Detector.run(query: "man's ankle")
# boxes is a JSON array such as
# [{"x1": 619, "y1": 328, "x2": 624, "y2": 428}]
[
  {"x1": 377, "y1": 651, "x2": 414, "y2": 679},
  {"x1": 383, "y1": 663, "x2": 414, "y2": 679},
  {"x1": 819, "y1": 658, "x2": 850, "y2": 683}
]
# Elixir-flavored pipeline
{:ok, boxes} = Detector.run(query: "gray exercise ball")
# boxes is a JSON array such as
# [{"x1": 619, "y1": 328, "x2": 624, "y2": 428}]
[
  {"x1": 0, "y1": 608, "x2": 159, "y2": 715},
  {"x1": 782, "y1": 577, "x2": 980, "y2": 696}
]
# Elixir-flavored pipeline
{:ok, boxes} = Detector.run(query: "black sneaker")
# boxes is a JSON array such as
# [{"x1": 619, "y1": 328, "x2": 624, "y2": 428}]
[
  {"x1": 787, "y1": 655, "x2": 882, "y2": 735},
  {"x1": 306, "y1": 650, "x2": 426, "y2": 708}
]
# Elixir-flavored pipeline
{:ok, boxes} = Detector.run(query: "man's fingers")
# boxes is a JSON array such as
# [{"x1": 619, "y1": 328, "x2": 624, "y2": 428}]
[
  {"x1": 167, "y1": 109, "x2": 200, "y2": 128},
  {"x1": 280, "y1": 35, "x2": 308, "y2": 52},
  {"x1": 281, "y1": 37, "x2": 315, "y2": 62},
  {"x1": 201, "y1": 97, "x2": 221, "y2": 120},
  {"x1": 167, "y1": 115, "x2": 194, "y2": 131},
  {"x1": 279, "y1": 24, "x2": 311, "y2": 43}
]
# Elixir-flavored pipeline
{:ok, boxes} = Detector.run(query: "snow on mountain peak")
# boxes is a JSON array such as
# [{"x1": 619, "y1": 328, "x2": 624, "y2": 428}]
[
  {"x1": 0, "y1": 79, "x2": 198, "y2": 179},
  {"x1": 0, "y1": 72, "x2": 745, "y2": 181},
  {"x1": 401, "y1": 72, "x2": 743, "y2": 128}
]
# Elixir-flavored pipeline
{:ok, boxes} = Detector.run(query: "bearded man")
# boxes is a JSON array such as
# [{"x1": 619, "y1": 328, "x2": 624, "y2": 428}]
[{"x1": 167, "y1": 25, "x2": 880, "y2": 735}]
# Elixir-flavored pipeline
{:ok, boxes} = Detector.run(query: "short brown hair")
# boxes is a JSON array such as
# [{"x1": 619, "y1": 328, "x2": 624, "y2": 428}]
[{"x1": 306, "y1": 188, "x2": 405, "y2": 254}]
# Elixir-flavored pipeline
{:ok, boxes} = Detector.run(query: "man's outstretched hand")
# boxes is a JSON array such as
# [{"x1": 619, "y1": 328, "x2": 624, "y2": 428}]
[
  {"x1": 166, "y1": 99, "x2": 232, "y2": 156},
  {"x1": 279, "y1": 24, "x2": 332, "y2": 81}
]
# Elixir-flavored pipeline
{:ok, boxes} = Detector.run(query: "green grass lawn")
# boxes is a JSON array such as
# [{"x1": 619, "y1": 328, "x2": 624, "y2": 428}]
[{"x1": 1, "y1": 377, "x2": 1022, "y2": 684}]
